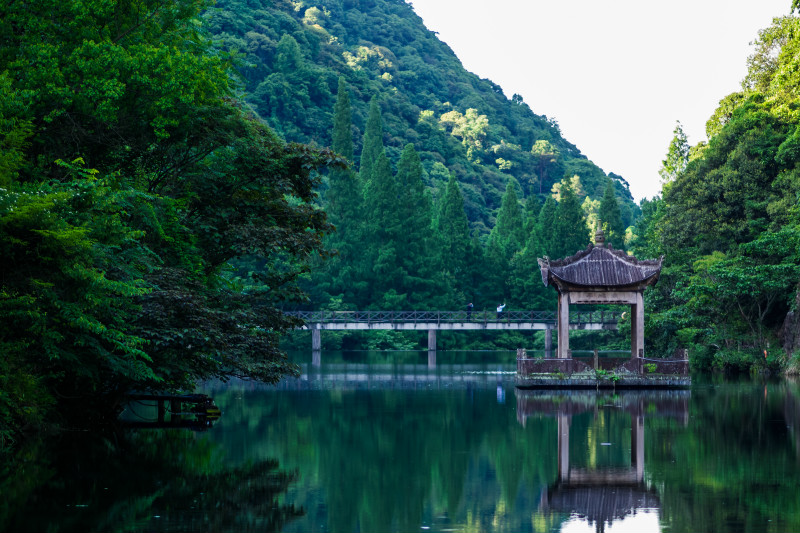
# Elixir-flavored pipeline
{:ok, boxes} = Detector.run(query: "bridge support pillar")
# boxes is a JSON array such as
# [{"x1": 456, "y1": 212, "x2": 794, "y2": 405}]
[
  {"x1": 427, "y1": 329, "x2": 437, "y2": 351},
  {"x1": 311, "y1": 328, "x2": 321, "y2": 351}
]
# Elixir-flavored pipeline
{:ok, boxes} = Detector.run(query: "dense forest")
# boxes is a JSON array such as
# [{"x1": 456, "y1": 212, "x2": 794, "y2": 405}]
[
  {"x1": 3, "y1": 0, "x2": 800, "y2": 445},
  {"x1": 0, "y1": 0, "x2": 345, "y2": 444},
  {"x1": 629, "y1": 5, "x2": 800, "y2": 374}
]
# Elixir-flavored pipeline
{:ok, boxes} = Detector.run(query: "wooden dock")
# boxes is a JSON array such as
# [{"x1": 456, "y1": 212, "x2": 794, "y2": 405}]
[{"x1": 120, "y1": 393, "x2": 221, "y2": 429}]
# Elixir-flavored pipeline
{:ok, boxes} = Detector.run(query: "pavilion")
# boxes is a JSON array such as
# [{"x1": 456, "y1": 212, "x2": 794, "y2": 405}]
[{"x1": 537, "y1": 229, "x2": 663, "y2": 360}]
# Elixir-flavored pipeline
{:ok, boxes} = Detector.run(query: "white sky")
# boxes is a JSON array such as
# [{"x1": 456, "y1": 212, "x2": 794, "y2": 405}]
[
  {"x1": 561, "y1": 510, "x2": 661, "y2": 533},
  {"x1": 409, "y1": 0, "x2": 791, "y2": 202}
]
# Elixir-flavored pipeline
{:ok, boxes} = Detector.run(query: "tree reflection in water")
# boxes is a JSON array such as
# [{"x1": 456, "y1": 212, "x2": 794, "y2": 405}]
[
  {"x1": 3, "y1": 365, "x2": 800, "y2": 533},
  {"x1": 0, "y1": 428, "x2": 302, "y2": 533}
]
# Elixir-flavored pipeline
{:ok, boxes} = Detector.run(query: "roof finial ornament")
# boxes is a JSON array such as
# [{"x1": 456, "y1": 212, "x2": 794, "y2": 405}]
[{"x1": 595, "y1": 225, "x2": 605, "y2": 248}]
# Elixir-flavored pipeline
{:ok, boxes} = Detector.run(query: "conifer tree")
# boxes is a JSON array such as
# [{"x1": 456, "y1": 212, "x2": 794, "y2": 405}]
[
  {"x1": 510, "y1": 227, "x2": 551, "y2": 309},
  {"x1": 394, "y1": 143, "x2": 442, "y2": 306},
  {"x1": 363, "y1": 150, "x2": 402, "y2": 306},
  {"x1": 480, "y1": 181, "x2": 526, "y2": 307},
  {"x1": 437, "y1": 172, "x2": 471, "y2": 284},
  {"x1": 464, "y1": 236, "x2": 487, "y2": 306},
  {"x1": 524, "y1": 194, "x2": 541, "y2": 235},
  {"x1": 551, "y1": 180, "x2": 590, "y2": 259},
  {"x1": 492, "y1": 181, "x2": 526, "y2": 253},
  {"x1": 537, "y1": 196, "x2": 558, "y2": 257},
  {"x1": 480, "y1": 234, "x2": 508, "y2": 305},
  {"x1": 357, "y1": 98, "x2": 401, "y2": 307},
  {"x1": 360, "y1": 97, "x2": 384, "y2": 184},
  {"x1": 659, "y1": 121, "x2": 690, "y2": 184},
  {"x1": 510, "y1": 195, "x2": 549, "y2": 308},
  {"x1": 598, "y1": 178, "x2": 625, "y2": 249},
  {"x1": 327, "y1": 79, "x2": 361, "y2": 238},
  {"x1": 332, "y1": 77, "x2": 354, "y2": 162},
  {"x1": 321, "y1": 77, "x2": 365, "y2": 305}
]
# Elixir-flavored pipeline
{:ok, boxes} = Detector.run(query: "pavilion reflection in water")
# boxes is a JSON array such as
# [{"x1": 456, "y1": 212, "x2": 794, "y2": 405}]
[{"x1": 516, "y1": 390, "x2": 689, "y2": 533}]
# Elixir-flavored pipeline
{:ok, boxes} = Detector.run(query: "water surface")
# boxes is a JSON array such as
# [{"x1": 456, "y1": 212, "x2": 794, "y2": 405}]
[{"x1": 2, "y1": 351, "x2": 799, "y2": 533}]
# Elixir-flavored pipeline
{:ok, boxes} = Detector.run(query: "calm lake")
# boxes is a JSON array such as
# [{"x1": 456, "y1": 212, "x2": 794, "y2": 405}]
[{"x1": 3, "y1": 351, "x2": 800, "y2": 533}]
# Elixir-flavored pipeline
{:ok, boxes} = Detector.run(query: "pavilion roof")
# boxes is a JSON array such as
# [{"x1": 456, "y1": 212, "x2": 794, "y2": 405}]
[
  {"x1": 538, "y1": 243, "x2": 662, "y2": 290},
  {"x1": 546, "y1": 485, "x2": 660, "y2": 523}
]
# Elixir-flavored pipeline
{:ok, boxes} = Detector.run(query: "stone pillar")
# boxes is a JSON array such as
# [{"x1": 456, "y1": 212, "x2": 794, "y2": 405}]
[
  {"x1": 428, "y1": 350, "x2": 436, "y2": 368},
  {"x1": 311, "y1": 328, "x2": 321, "y2": 351},
  {"x1": 630, "y1": 302, "x2": 637, "y2": 358},
  {"x1": 428, "y1": 329, "x2": 437, "y2": 351},
  {"x1": 632, "y1": 414, "x2": 645, "y2": 482},
  {"x1": 557, "y1": 292, "x2": 570, "y2": 359},
  {"x1": 637, "y1": 291, "x2": 645, "y2": 358},
  {"x1": 545, "y1": 327, "x2": 553, "y2": 358},
  {"x1": 558, "y1": 413, "x2": 571, "y2": 481},
  {"x1": 631, "y1": 291, "x2": 645, "y2": 360}
]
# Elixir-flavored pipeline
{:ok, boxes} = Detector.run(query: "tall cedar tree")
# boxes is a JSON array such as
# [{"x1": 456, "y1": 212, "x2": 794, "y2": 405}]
[
  {"x1": 437, "y1": 172, "x2": 471, "y2": 291},
  {"x1": 537, "y1": 196, "x2": 558, "y2": 257},
  {"x1": 479, "y1": 182, "x2": 525, "y2": 306},
  {"x1": 492, "y1": 181, "x2": 526, "y2": 254},
  {"x1": 659, "y1": 121, "x2": 690, "y2": 184},
  {"x1": 394, "y1": 143, "x2": 442, "y2": 307},
  {"x1": 363, "y1": 152, "x2": 403, "y2": 307},
  {"x1": 360, "y1": 103, "x2": 401, "y2": 307},
  {"x1": 510, "y1": 197, "x2": 550, "y2": 309},
  {"x1": 524, "y1": 195, "x2": 542, "y2": 234},
  {"x1": 360, "y1": 98, "x2": 384, "y2": 185},
  {"x1": 322, "y1": 77, "x2": 366, "y2": 304},
  {"x1": 598, "y1": 179, "x2": 625, "y2": 249},
  {"x1": 551, "y1": 180, "x2": 590, "y2": 259},
  {"x1": 480, "y1": 235, "x2": 508, "y2": 305}
]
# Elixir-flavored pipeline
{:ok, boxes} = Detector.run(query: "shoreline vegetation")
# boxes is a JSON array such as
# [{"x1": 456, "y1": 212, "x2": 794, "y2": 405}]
[{"x1": 2, "y1": 0, "x2": 800, "y2": 448}]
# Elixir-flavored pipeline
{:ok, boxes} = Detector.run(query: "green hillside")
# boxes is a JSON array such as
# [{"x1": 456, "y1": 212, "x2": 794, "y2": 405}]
[{"x1": 205, "y1": 0, "x2": 639, "y2": 233}]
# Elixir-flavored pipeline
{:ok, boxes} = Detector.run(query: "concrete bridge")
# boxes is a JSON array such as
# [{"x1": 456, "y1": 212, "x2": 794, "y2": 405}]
[{"x1": 284, "y1": 310, "x2": 621, "y2": 351}]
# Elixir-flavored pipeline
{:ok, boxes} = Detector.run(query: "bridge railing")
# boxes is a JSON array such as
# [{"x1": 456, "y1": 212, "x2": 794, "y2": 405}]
[{"x1": 284, "y1": 310, "x2": 623, "y2": 324}]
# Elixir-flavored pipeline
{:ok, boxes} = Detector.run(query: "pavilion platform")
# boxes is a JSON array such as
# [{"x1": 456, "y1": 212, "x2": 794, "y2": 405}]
[{"x1": 516, "y1": 353, "x2": 690, "y2": 389}]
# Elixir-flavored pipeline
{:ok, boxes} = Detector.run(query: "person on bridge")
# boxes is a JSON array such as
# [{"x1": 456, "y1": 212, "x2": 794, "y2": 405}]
[
  {"x1": 496, "y1": 303, "x2": 506, "y2": 319},
  {"x1": 466, "y1": 302, "x2": 474, "y2": 320}
]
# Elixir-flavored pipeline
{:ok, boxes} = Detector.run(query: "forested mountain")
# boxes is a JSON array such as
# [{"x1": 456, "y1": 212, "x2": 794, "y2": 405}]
[
  {"x1": 630, "y1": 6, "x2": 800, "y2": 373},
  {"x1": 205, "y1": 0, "x2": 638, "y2": 232},
  {"x1": 203, "y1": 0, "x2": 638, "y2": 323}
]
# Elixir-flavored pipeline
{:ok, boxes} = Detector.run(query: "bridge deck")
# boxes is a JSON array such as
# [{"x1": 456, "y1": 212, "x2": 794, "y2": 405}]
[{"x1": 285, "y1": 310, "x2": 620, "y2": 331}]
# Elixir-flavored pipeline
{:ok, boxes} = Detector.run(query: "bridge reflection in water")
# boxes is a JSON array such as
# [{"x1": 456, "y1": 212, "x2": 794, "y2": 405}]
[
  {"x1": 517, "y1": 390, "x2": 690, "y2": 533},
  {"x1": 272, "y1": 360, "x2": 517, "y2": 391}
]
